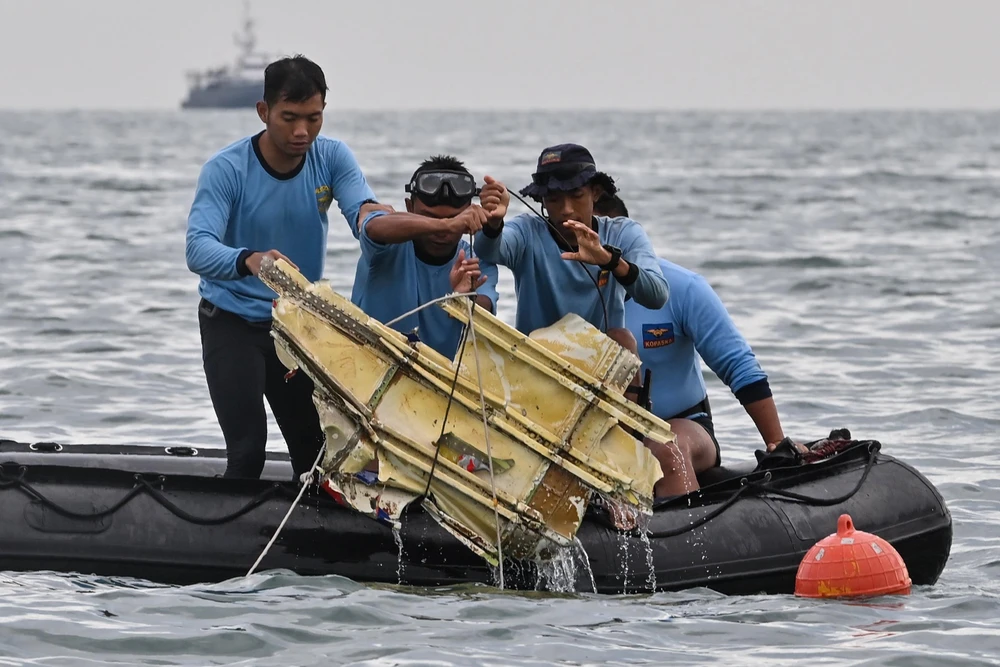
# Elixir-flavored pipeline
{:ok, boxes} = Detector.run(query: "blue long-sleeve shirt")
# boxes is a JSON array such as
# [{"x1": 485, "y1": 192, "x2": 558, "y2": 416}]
[
  {"x1": 185, "y1": 132, "x2": 375, "y2": 321},
  {"x1": 474, "y1": 214, "x2": 668, "y2": 333},
  {"x1": 624, "y1": 258, "x2": 770, "y2": 420}
]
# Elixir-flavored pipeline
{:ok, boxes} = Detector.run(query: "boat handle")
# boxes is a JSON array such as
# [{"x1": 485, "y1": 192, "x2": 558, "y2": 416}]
[{"x1": 29, "y1": 442, "x2": 63, "y2": 452}]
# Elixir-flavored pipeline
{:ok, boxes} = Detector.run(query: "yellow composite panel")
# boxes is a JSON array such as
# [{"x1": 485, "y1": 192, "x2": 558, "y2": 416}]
[
  {"x1": 445, "y1": 304, "x2": 665, "y2": 501},
  {"x1": 259, "y1": 258, "x2": 667, "y2": 563},
  {"x1": 444, "y1": 298, "x2": 675, "y2": 445},
  {"x1": 273, "y1": 297, "x2": 392, "y2": 406}
]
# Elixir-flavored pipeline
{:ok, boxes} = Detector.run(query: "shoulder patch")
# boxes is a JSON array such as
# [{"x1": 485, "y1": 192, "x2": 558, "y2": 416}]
[{"x1": 315, "y1": 184, "x2": 332, "y2": 213}]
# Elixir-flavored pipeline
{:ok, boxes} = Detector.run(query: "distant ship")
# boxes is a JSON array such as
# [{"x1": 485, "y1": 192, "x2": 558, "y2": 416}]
[{"x1": 181, "y1": 3, "x2": 273, "y2": 109}]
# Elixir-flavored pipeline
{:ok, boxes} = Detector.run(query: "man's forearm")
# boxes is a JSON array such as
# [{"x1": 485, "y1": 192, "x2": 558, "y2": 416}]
[
  {"x1": 474, "y1": 295, "x2": 495, "y2": 313},
  {"x1": 611, "y1": 257, "x2": 631, "y2": 279},
  {"x1": 474, "y1": 222, "x2": 505, "y2": 263},
  {"x1": 621, "y1": 261, "x2": 669, "y2": 309},
  {"x1": 744, "y1": 396, "x2": 785, "y2": 445},
  {"x1": 357, "y1": 201, "x2": 390, "y2": 231},
  {"x1": 185, "y1": 229, "x2": 243, "y2": 281},
  {"x1": 366, "y1": 212, "x2": 446, "y2": 244}
]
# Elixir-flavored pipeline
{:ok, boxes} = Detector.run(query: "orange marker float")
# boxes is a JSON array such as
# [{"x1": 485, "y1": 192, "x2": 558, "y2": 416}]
[{"x1": 795, "y1": 514, "x2": 911, "y2": 598}]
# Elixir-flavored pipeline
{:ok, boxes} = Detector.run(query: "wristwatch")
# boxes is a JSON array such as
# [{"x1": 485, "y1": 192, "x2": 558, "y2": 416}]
[{"x1": 599, "y1": 244, "x2": 622, "y2": 271}]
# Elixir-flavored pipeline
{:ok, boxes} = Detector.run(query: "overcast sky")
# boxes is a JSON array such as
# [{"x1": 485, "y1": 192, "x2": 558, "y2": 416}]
[{"x1": 1, "y1": 0, "x2": 998, "y2": 111}]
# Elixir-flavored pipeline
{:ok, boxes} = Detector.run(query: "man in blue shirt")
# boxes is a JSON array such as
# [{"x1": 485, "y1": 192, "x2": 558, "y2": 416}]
[
  {"x1": 185, "y1": 55, "x2": 384, "y2": 479},
  {"x1": 475, "y1": 143, "x2": 668, "y2": 337},
  {"x1": 595, "y1": 194, "x2": 789, "y2": 486},
  {"x1": 475, "y1": 144, "x2": 682, "y2": 496},
  {"x1": 352, "y1": 156, "x2": 500, "y2": 358}
]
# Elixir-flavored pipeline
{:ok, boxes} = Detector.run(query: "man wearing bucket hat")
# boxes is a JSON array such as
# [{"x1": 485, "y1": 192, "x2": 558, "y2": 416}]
[
  {"x1": 475, "y1": 143, "x2": 668, "y2": 336},
  {"x1": 476, "y1": 145, "x2": 701, "y2": 497}
]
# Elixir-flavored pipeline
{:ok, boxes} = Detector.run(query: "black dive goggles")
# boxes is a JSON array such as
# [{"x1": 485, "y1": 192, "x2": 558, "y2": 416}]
[{"x1": 405, "y1": 170, "x2": 480, "y2": 206}]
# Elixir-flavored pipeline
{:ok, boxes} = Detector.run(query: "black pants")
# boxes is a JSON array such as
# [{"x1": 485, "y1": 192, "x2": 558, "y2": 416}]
[{"x1": 198, "y1": 299, "x2": 324, "y2": 479}]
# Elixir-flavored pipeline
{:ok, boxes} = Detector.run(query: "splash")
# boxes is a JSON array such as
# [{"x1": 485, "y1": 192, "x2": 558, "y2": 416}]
[{"x1": 534, "y1": 546, "x2": 579, "y2": 593}]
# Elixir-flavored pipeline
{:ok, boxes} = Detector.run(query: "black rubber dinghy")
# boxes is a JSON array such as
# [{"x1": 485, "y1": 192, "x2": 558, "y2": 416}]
[{"x1": 0, "y1": 436, "x2": 951, "y2": 594}]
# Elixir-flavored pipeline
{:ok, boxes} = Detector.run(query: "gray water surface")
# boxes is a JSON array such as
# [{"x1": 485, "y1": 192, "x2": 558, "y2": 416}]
[{"x1": 0, "y1": 111, "x2": 997, "y2": 665}]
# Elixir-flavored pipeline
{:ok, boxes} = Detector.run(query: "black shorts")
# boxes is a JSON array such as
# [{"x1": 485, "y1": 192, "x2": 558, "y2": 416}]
[{"x1": 688, "y1": 413, "x2": 721, "y2": 468}]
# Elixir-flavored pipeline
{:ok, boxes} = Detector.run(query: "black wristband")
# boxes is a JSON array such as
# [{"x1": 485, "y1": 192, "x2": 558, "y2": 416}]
[
  {"x1": 615, "y1": 260, "x2": 640, "y2": 286},
  {"x1": 482, "y1": 220, "x2": 504, "y2": 238},
  {"x1": 236, "y1": 248, "x2": 255, "y2": 277},
  {"x1": 599, "y1": 244, "x2": 622, "y2": 271}
]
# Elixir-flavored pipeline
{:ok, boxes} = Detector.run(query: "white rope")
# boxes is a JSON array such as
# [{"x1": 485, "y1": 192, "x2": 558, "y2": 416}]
[
  {"x1": 464, "y1": 297, "x2": 505, "y2": 589},
  {"x1": 457, "y1": 237, "x2": 505, "y2": 587},
  {"x1": 246, "y1": 443, "x2": 327, "y2": 577},
  {"x1": 384, "y1": 292, "x2": 478, "y2": 327}
]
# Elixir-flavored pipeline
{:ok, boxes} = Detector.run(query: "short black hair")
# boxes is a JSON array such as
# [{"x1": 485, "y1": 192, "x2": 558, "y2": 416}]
[
  {"x1": 591, "y1": 172, "x2": 627, "y2": 216},
  {"x1": 590, "y1": 172, "x2": 619, "y2": 199},
  {"x1": 410, "y1": 155, "x2": 471, "y2": 182},
  {"x1": 595, "y1": 194, "x2": 629, "y2": 218},
  {"x1": 263, "y1": 55, "x2": 328, "y2": 106}
]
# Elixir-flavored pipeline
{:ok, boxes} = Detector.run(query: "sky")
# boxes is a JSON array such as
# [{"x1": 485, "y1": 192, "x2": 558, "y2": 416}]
[{"x1": 0, "y1": 0, "x2": 998, "y2": 111}]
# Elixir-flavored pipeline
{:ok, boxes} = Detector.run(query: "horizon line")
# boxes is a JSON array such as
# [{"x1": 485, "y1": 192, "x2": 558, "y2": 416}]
[{"x1": 3, "y1": 105, "x2": 1000, "y2": 114}]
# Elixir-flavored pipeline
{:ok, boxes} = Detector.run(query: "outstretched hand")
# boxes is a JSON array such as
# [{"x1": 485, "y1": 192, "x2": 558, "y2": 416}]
[
  {"x1": 449, "y1": 249, "x2": 487, "y2": 292},
  {"x1": 559, "y1": 220, "x2": 613, "y2": 266},
  {"x1": 480, "y1": 175, "x2": 510, "y2": 224}
]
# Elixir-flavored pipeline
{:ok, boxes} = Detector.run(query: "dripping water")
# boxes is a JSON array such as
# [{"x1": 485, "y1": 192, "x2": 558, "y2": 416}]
[{"x1": 392, "y1": 525, "x2": 405, "y2": 585}]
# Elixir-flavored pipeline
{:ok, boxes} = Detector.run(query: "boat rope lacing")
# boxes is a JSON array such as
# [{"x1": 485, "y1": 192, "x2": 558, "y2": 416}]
[
  {"x1": 0, "y1": 467, "x2": 299, "y2": 524},
  {"x1": 0, "y1": 441, "x2": 882, "y2": 587},
  {"x1": 0, "y1": 447, "x2": 330, "y2": 578},
  {"x1": 247, "y1": 442, "x2": 328, "y2": 577}
]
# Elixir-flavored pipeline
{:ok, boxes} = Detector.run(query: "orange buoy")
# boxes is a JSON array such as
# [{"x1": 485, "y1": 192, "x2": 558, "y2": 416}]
[{"x1": 794, "y1": 514, "x2": 911, "y2": 599}]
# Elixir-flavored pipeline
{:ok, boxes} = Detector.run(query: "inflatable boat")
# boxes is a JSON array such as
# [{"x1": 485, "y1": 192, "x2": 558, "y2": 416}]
[{"x1": 0, "y1": 435, "x2": 951, "y2": 595}]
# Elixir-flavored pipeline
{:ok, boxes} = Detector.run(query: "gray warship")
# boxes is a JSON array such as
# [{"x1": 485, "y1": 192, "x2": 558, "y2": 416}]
[{"x1": 181, "y1": 3, "x2": 273, "y2": 109}]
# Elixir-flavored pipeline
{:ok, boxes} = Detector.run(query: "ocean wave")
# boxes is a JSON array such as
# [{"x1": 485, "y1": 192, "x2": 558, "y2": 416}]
[{"x1": 701, "y1": 255, "x2": 847, "y2": 270}]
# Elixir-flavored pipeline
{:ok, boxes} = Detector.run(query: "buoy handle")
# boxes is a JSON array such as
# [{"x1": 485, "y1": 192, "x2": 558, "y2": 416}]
[{"x1": 837, "y1": 513, "x2": 855, "y2": 537}]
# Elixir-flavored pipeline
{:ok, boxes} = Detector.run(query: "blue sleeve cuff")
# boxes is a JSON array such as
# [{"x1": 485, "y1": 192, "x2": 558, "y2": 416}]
[
  {"x1": 360, "y1": 209, "x2": 391, "y2": 240},
  {"x1": 359, "y1": 210, "x2": 395, "y2": 259}
]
